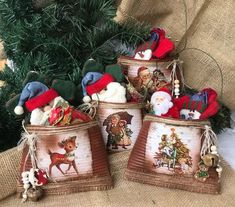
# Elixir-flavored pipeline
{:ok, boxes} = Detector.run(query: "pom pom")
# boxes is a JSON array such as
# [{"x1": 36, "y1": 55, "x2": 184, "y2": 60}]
[
  {"x1": 14, "y1": 105, "x2": 24, "y2": 115},
  {"x1": 83, "y1": 96, "x2": 91, "y2": 103}
]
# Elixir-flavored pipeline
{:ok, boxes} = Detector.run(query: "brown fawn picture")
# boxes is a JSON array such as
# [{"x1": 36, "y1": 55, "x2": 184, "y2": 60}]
[{"x1": 48, "y1": 136, "x2": 79, "y2": 176}]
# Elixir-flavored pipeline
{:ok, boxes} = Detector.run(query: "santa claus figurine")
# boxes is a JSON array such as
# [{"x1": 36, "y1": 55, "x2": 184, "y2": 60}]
[{"x1": 150, "y1": 88, "x2": 179, "y2": 118}]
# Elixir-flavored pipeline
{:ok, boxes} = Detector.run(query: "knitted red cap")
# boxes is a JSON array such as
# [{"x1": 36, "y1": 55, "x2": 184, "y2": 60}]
[
  {"x1": 25, "y1": 89, "x2": 59, "y2": 112},
  {"x1": 86, "y1": 73, "x2": 114, "y2": 96}
]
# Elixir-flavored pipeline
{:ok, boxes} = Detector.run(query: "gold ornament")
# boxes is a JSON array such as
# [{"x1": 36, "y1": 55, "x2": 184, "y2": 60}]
[
  {"x1": 27, "y1": 187, "x2": 44, "y2": 202},
  {"x1": 202, "y1": 153, "x2": 219, "y2": 167}
]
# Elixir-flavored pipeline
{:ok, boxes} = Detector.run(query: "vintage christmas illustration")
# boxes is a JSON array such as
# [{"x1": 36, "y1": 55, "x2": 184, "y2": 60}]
[
  {"x1": 132, "y1": 66, "x2": 170, "y2": 95},
  {"x1": 103, "y1": 111, "x2": 134, "y2": 150},
  {"x1": 145, "y1": 123, "x2": 201, "y2": 175},
  {"x1": 36, "y1": 130, "x2": 93, "y2": 181}
]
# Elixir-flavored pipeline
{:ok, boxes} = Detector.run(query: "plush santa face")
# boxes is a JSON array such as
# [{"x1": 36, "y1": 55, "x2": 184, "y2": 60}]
[{"x1": 150, "y1": 91, "x2": 173, "y2": 116}]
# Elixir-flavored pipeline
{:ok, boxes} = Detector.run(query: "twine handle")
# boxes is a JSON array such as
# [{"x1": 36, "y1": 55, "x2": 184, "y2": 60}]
[
  {"x1": 166, "y1": 59, "x2": 188, "y2": 94},
  {"x1": 77, "y1": 101, "x2": 98, "y2": 119}
]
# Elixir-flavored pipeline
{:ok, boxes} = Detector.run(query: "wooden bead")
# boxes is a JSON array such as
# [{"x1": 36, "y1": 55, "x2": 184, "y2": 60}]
[
  {"x1": 216, "y1": 166, "x2": 223, "y2": 173},
  {"x1": 174, "y1": 84, "x2": 180, "y2": 88},
  {"x1": 22, "y1": 194, "x2": 27, "y2": 199},
  {"x1": 24, "y1": 183, "x2": 30, "y2": 189},
  {"x1": 174, "y1": 80, "x2": 180, "y2": 84},
  {"x1": 174, "y1": 88, "x2": 180, "y2": 93},
  {"x1": 211, "y1": 145, "x2": 217, "y2": 152}
]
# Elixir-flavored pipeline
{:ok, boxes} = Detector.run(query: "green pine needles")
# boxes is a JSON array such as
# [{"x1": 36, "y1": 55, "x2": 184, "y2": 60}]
[{"x1": 0, "y1": 0, "x2": 149, "y2": 151}]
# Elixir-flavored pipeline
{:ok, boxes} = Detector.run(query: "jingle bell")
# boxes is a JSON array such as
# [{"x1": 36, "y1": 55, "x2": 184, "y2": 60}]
[
  {"x1": 202, "y1": 153, "x2": 219, "y2": 167},
  {"x1": 27, "y1": 187, "x2": 44, "y2": 202}
]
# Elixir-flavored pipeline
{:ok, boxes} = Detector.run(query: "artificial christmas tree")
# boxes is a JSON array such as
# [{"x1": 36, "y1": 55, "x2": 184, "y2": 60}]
[{"x1": 0, "y1": 0, "x2": 149, "y2": 151}]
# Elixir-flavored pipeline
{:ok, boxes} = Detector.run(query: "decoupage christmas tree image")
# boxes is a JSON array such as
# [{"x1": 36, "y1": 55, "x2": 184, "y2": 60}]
[
  {"x1": 145, "y1": 124, "x2": 201, "y2": 175},
  {"x1": 152, "y1": 128, "x2": 193, "y2": 174}
]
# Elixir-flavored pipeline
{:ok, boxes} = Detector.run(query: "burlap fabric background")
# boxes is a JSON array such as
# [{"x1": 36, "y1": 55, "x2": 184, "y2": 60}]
[{"x1": 0, "y1": 150, "x2": 235, "y2": 206}]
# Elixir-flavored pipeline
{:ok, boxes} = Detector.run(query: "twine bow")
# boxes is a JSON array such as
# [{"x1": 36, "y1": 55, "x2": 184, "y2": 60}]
[
  {"x1": 17, "y1": 120, "x2": 39, "y2": 170},
  {"x1": 77, "y1": 101, "x2": 98, "y2": 119},
  {"x1": 200, "y1": 125, "x2": 218, "y2": 157},
  {"x1": 18, "y1": 120, "x2": 56, "y2": 184}
]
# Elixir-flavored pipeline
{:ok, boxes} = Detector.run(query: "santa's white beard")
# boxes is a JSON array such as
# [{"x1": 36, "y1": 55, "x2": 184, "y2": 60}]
[{"x1": 152, "y1": 100, "x2": 172, "y2": 116}]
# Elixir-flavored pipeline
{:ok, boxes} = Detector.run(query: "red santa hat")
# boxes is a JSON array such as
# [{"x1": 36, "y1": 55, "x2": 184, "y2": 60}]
[
  {"x1": 25, "y1": 89, "x2": 59, "y2": 112},
  {"x1": 153, "y1": 87, "x2": 172, "y2": 101}
]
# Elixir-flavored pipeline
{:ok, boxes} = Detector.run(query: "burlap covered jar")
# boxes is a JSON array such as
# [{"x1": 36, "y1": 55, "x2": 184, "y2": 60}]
[
  {"x1": 96, "y1": 102, "x2": 143, "y2": 153},
  {"x1": 17, "y1": 121, "x2": 113, "y2": 196},
  {"x1": 125, "y1": 114, "x2": 220, "y2": 194}
]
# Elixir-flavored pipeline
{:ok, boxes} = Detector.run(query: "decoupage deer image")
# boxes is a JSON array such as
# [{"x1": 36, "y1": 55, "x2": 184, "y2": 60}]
[{"x1": 48, "y1": 136, "x2": 79, "y2": 176}]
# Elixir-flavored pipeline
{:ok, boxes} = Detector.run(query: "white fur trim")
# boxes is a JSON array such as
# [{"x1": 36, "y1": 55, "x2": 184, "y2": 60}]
[
  {"x1": 14, "y1": 105, "x2": 24, "y2": 115},
  {"x1": 83, "y1": 95, "x2": 91, "y2": 103}
]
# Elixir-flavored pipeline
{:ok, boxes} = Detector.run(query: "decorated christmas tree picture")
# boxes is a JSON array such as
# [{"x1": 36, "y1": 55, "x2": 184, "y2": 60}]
[
  {"x1": 152, "y1": 128, "x2": 193, "y2": 174},
  {"x1": 145, "y1": 123, "x2": 201, "y2": 175}
]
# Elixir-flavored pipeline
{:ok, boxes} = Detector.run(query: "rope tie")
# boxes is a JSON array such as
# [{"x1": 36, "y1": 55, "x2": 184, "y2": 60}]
[{"x1": 200, "y1": 125, "x2": 218, "y2": 157}]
